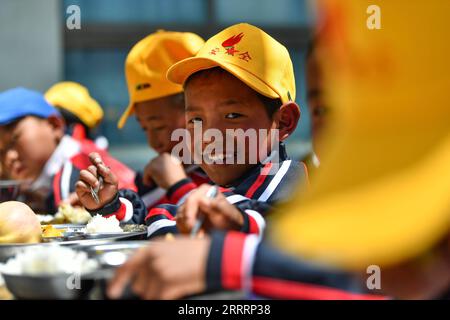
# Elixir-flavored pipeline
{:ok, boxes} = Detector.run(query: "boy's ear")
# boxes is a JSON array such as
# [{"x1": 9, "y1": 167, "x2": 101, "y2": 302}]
[
  {"x1": 277, "y1": 102, "x2": 300, "y2": 141},
  {"x1": 46, "y1": 115, "x2": 66, "y2": 138}
]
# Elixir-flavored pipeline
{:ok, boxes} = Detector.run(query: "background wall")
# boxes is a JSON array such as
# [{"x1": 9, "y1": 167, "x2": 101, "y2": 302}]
[{"x1": 0, "y1": 0, "x2": 63, "y2": 92}]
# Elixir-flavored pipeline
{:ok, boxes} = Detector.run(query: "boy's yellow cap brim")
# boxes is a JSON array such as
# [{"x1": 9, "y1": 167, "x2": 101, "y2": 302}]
[
  {"x1": 118, "y1": 103, "x2": 134, "y2": 129},
  {"x1": 118, "y1": 88, "x2": 185, "y2": 129},
  {"x1": 167, "y1": 56, "x2": 280, "y2": 101}
]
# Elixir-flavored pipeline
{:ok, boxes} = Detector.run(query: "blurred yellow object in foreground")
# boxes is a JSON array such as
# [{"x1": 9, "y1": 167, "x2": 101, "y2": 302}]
[{"x1": 271, "y1": 0, "x2": 450, "y2": 269}]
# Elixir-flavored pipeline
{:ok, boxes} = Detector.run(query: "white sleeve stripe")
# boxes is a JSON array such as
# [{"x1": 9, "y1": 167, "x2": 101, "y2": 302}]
[
  {"x1": 226, "y1": 194, "x2": 249, "y2": 204},
  {"x1": 60, "y1": 161, "x2": 73, "y2": 201},
  {"x1": 119, "y1": 198, "x2": 134, "y2": 222},
  {"x1": 241, "y1": 234, "x2": 261, "y2": 294},
  {"x1": 244, "y1": 209, "x2": 266, "y2": 237},
  {"x1": 118, "y1": 197, "x2": 134, "y2": 222},
  {"x1": 147, "y1": 220, "x2": 177, "y2": 238},
  {"x1": 258, "y1": 160, "x2": 291, "y2": 202}
]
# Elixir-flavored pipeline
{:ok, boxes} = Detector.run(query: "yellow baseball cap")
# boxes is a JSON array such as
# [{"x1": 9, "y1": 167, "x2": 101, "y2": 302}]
[
  {"x1": 118, "y1": 30, "x2": 205, "y2": 129},
  {"x1": 167, "y1": 23, "x2": 296, "y2": 104},
  {"x1": 45, "y1": 82, "x2": 104, "y2": 129},
  {"x1": 270, "y1": 0, "x2": 450, "y2": 270}
]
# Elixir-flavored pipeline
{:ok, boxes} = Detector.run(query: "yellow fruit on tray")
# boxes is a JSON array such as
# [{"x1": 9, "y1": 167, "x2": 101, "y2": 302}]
[
  {"x1": 41, "y1": 225, "x2": 64, "y2": 238},
  {"x1": 0, "y1": 201, "x2": 42, "y2": 243}
]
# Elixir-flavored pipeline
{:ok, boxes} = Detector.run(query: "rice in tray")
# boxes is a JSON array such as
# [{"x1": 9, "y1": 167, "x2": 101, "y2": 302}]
[
  {"x1": 0, "y1": 245, "x2": 98, "y2": 276},
  {"x1": 86, "y1": 215, "x2": 123, "y2": 234}
]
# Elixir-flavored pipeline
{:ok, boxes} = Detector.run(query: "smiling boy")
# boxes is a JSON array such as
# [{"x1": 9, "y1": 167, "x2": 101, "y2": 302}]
[{"x1": 76, "y1": 23, "x2": 308, "y2": 236}]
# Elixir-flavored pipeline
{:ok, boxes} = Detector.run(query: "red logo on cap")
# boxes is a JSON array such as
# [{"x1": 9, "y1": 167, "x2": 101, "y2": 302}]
[
  {"x1": 209, "y1": 32, "x2": 251, "y2": 62},
  {"x1": 222, "y1": 33, "x2": 244, "y2": 56},
  {"x1": 222, "y1": 33, "x2": 244, "y2": 48}
]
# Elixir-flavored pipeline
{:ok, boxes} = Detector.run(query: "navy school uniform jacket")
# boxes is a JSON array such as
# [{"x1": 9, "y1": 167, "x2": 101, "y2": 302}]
[
  {"x1": 206, "y1": 231, "x2": 388, "y2": 300},
  {"x1": 89, "y1": 143, "x2": 309, "y2": 238}
]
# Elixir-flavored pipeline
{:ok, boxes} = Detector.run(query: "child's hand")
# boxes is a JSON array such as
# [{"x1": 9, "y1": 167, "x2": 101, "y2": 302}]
[
  {"x1": 143, "y1": 153, "x2": 187, "y2": 189},
  {"x1": 75, "y1": 152, "x2": 119, "y2": 211},
  {"x1": 176, "y1": 184, "x2": 244, "y2": 234},
  {"x1": 107, "y1": 236, "x2": 209, "y2": 300}
]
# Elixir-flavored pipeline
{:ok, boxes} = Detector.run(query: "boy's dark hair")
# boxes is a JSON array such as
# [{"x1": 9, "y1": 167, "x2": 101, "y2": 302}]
[
  {"x1": 57, "y1": 108, "x2": 90, "y2": 134},
  {"x1": 184, "y1": 67, "x2": 281, "y2": 118},
  {"x1": 0, "y1": 118, "x2": 22, "y2": 131}
]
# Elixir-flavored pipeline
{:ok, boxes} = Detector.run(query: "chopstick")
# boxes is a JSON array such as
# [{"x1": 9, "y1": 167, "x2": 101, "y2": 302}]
[
  {"x1": 90, "y1": 175, "x2": 103, "y2": 204},
  {"x1": 190, "y1": 186, "x2": 218, "y2": 238}
]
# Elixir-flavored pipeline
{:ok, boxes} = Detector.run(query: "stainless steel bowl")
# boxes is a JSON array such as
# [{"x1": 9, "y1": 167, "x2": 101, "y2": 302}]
[
  {"x1": 1, "y1": 272, "x2": 98, "y2": 300},
  {"x1": 0, "y1": 180, "x2": 22, "y2": 202},
  {"x1": 0, "y1": 241, "x2": 149, "y2": 299},
  {"x1": 0, "y1": 242, "x2": 117, "y2": 300}
]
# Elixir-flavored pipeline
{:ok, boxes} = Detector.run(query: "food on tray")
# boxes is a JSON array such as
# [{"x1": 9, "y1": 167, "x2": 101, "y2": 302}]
[
  {"x1": 37, "y1": 204, "x2": 92, "y2": 225},
  {"x1": 122, "y1": 224, "x2": 147, "y2": 233},
  {"x1": 39, "y1": 218, "x2": 146, "y2": 242},
  {"x1": 0, "y1": 201, "x2": 41, "y2": 244},
  {"x1": 86, "y1": 215, "x2": 123, "y2": 234},
  {"x1": 0, "y1": 245, "x2": 98, "y2": 276},
  {"x1": 54, "y1": 204, "x2": 92, "y2": 224},
  {"x1": 41, "y1": 225, "x2": 65, "y2": 238}
]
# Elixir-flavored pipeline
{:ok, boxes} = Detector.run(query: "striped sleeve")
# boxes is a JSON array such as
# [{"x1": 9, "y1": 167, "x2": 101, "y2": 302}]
[
  {"x1": 206, "y1": 231, "x2": 388, "y2": 300},
  {"x1": 166, "y1": 178, "x2": 199, "y2": 204},
  {"x1": 239, "y1": 160, "x2": 308, "y2": 205},
  {"x1": 217, "y1": 160, "x2": 307, "y2": 237},
  {"x1": 86, "y1": 189, "x2": 147, "y2": 224},
  {"x1": 144, "y1": 204, "x2": 178, "y2": 239},
  {"x1": 223, "y1": 191, "x2": 272, "y2": 237}
]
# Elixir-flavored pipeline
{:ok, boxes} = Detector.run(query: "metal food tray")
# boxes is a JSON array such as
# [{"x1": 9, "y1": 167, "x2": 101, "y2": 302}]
[
  {"x1": 72, "y1": 240, "x2": 149, "y2": 258},
  {"x1": 40, "y1": 223, "x2": 148, "y2": 245},
  {"x1": 42, "y1": 230, "x2": 148, "y2": 245}
]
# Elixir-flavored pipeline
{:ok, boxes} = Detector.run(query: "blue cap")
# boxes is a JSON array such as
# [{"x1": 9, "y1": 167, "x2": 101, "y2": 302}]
[{"x1": 0, "y1": 87, "x2": 60, "y2": 126}]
